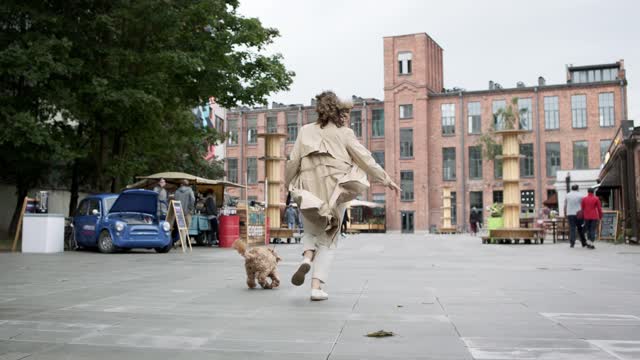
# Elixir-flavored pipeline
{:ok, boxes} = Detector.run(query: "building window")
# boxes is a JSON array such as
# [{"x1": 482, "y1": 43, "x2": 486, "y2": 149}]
[
  {"x1": 306, "y1": 111, "x2": 318, "y2": 125},
  {"x1": 598, "y1": 92, "x2": 615, "y2": 127},
  {"x1": 372, "y1": 109, "x2": 384, "y2": 137},
  {"x1": 545, "y1": 142, "x2": 561, "y2": 178},
  {"x1": 350, "y1": 110, "x2": 362, "y2": 137},
  {"x1": 468, "y1": 102, "x2": 481, "y2": 134},
  {"x1": 267, "y1": 115, "x2": 278, "y2": 133},
  {"x1": 493, "y1": 190, "x2": 503, "y2": 204},
  {"x1": 247, "y1": 116, "x2": 258, "y2": 144},
  {"x1": 372, "y1": 151, "x2": 385, "y2": 169},
  {"x1": 227, "y1": 118, "x2": 238, "y2": 145},
  {"x1": 400, "y1": 128, "x2": 413, "y2": 158},
  {"x1": 372, "y1": 193, "x2": 385, "y2": 216},
  {"x1": 494, "y1": 145, "x2": 503, "y2": 179},
  {"x1": 600, "y1": 139, "x2": 612, "y2": 162},
  {"x1": 247, "y1": 157, "x2": 257, "y2": 184},
  {"x1": 571, "y1": 67, "x2": 618, "y2": 83},
  {"x1": 398, "y1": 52, "x2": 412, "y2": 75},
  {"x1": 215, "y1": 115, "x2": 224, "y2": 130},
  {"x1": 441, "y1": 103, "x2": 456, "y2": 135},
  {"x1": 286, "y1": 112, "x2": 298, "y2": 142},
  {"x1": 400, "y1": 171, "x2": 414, "y2": 201},
  {"x1": 227, "y1": 158, "x2": 238, "y2": 183},
  {"x1": 571, "y1": 94, "x2": 587, "y2": 128},
  {"x1": 492, "y1": 100, "x2": 506, "y2": 130},
  {"x1": 573, "y1": 141, "x2": 589, "y2": 169},
  {"x1": 443, "y1": 147, "x2": 456, "y2": 181},
  {"x1": 519, "y1": 144, "x2": 534, "y2": 177},
  {"x1": 521, "y1": 190, "x2": 535, "y2": 216},
  {"x1": 470, "y1": 191, "x2": 483, "y2": 224},
  {"x1": 518, "y1": 98, "x2": 533, "y2": 131},
  {"x1": 544, "y1": 96, "x2": 559, "y2": 130},
  {"x1": 469, "y1": 146, "x2": 483, "y2": 179},
  {"x1": 451, "y1": 191, "x2": 457, "y2": 225},
  {"x1": 399, "y1": 104, "x2": 413, "y2": 119}
]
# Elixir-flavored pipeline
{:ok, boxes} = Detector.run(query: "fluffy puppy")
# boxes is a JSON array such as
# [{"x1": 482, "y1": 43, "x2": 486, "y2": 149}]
[{"x1": 233, "y1": 239, "x2": 282, "y2": 289}]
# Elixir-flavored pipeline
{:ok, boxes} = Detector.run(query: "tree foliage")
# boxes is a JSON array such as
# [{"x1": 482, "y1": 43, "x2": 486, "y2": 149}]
[
  {"x1": 0, "y1": 0, "x2": 294, "y2": 234},
  {"x1": 476, "y1": 97, "x2": 526, "y2": 161}
]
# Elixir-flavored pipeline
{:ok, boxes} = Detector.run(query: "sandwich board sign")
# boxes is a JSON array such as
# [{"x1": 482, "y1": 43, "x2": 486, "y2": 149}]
[{"x1": 166, "y1": 200, "x2": 192, "y2": 253}]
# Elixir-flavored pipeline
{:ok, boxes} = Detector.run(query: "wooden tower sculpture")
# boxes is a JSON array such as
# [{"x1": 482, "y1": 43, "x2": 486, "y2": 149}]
[
  {"x1": 498, "y1": 129, "x2": 523, "y2": 229},
  {"x1": 257, "y1": 132, "x2": 287, "y2": 232},
  {"x1": 439, "y1": 187, "x2": 456, "y2": 234}
]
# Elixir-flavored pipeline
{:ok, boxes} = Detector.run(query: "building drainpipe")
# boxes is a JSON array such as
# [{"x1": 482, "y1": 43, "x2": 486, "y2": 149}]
[
  {"x1": 363, "y1": 101, "x2": 369, "y2": 200},
  {"x1": 239, "y1": 111, "x2": 245, "y2": 200},
  {"x1": 625, "y1": 139, "x2": 638, "y2": 242},
  {"x1": 459, "y1": 91, "x2": 466, "y2": 232},
  {"x1": 621, "y1": 81, "x2": 628, "y2": 120},
  {"x1": 535, "y1": 87, "x2": 543, "y2": 208}
]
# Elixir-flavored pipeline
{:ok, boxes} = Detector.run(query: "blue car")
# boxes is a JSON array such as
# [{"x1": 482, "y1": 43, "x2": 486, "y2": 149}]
[{"x1": 73, "y1": 190, "x2": 173, "y2": 253}]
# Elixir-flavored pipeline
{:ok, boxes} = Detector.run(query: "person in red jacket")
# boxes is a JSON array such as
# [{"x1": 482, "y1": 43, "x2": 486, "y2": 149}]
[{"x1": 581, "y1": 188, "x2": 603, "y2": 247}]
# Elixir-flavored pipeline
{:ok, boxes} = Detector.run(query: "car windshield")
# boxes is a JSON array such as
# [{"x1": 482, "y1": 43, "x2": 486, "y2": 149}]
[{"x1": 105, "y1": 197, "x2": 117, "y2": 212}]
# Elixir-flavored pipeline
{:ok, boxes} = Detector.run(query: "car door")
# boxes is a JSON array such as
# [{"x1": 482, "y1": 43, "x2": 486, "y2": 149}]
[{"x1": 74, "y1": 198, "x2": 101, "y2": 246}]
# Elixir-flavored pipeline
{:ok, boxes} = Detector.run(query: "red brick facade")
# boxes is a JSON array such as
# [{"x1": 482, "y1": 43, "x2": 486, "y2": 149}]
[{"x1": 225, "y1": 32, "x2": 628, "y2": 233}]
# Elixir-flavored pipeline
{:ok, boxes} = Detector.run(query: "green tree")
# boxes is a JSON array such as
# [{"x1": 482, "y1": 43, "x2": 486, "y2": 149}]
[
  {"x1": 1, "y1": 0, "x2": 294, "y2": 233},
  {"x1": 0, "y1": 1, "x2": 82, "y2": 235},
  {"x1": 61, "y1": 0, "x2": 293, "y2": 193}
]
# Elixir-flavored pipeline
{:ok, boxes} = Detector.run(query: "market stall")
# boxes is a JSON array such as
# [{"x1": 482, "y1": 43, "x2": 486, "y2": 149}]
[
  {"x1": 346, "y1": 200, "x2": 386, "y2": 233},
  {"x1": 126, "y1": 172, "x2": 245, "y2": 246}
]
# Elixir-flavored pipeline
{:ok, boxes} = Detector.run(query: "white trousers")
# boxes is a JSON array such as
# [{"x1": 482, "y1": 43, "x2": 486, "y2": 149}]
[{"x1": 301, "y1": 211, "x2": 342, "y2": 284}]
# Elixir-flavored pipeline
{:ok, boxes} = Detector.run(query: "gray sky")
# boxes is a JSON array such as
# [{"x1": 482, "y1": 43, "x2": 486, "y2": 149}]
[{"x1": 239, "y1": 0, "x2": 638, "y2": 124}]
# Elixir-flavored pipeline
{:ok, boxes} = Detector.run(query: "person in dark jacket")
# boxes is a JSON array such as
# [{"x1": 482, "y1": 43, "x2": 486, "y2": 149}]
[
  {"x1": 205, "y1": 190, "x2": 218, "y2": 245},
  {"x1": 469, "y1": 207, "x2": 480, "y2": 235},
  {"x1": 581, "y1": 188, "x2": 602, "y2": 247}
]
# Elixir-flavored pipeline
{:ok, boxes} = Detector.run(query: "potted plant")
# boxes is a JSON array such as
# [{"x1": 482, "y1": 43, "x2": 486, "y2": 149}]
[{"x1": 487, "y1": 203, "x2": 504, "y2": 230}]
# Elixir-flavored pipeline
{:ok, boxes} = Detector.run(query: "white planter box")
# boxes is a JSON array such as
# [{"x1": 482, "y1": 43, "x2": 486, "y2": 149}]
[{"x1": 22, "y1": 214, "x2": 65, "y2": 253}]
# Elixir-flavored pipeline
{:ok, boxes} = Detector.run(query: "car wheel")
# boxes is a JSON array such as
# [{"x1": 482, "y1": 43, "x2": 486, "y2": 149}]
[
  {"x1": 155, "y1": 245, "x2": 172, "y2": 253},
  {"x1": 98, "y1": 231, "x2": 115, "y2": 254}
]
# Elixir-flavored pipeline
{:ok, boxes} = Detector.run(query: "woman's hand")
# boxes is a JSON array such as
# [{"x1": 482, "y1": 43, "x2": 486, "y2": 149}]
[{"x1": 388, "y1": 181, "x2": 401, "y2": 194}]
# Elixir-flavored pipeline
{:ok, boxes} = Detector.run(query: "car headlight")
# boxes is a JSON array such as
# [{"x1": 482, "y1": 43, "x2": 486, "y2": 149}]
[
  {"x1": 162, "y1": 221, "x2": 171, "y2": 232},
  {"x1": 115, "y1": 221, "x2": 126, "y2": 232}
]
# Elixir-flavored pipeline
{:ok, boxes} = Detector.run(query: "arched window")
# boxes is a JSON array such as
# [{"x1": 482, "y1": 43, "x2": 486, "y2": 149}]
[{"x1": 398, "y1": 52, "x2": 412, "y2": 75}]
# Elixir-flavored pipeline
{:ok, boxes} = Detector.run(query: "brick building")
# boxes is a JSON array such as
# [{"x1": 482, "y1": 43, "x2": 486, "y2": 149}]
[{"x1": 224, "y1": 32, "x2": 629, "y2": 233}]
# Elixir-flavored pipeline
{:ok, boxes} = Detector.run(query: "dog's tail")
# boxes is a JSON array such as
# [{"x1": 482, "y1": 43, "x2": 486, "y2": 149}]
[{"x1": 232, "y1": 238, "x2": 247, "y2": 257}]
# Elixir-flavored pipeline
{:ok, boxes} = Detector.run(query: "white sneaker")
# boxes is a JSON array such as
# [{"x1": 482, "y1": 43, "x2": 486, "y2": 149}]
[{"x1": 310, "y1": 288, "x2": 328, "y2": 301}]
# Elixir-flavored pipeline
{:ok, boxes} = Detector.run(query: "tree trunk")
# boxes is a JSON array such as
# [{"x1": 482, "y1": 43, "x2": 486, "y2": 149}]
[
  {"x1": 9, "y1": 185, "x2": 29, "y2": 237},
  {"x1": 96, "y1": 130, "x2": 110, "y2": 192},
  {"x1": 69, "y1": 158, "x2": 80, "y2": 216}
]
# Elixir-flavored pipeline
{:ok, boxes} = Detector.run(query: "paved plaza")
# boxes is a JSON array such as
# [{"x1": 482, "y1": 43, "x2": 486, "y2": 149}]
[{"x1": 1, "y1": 234, "x2": 640, "y2": 359}]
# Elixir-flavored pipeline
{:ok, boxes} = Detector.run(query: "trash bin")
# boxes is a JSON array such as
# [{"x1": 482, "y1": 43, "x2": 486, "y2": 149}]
[
  {"x1": 218, "y1": 215, "x2": 240, "y2": 248},
  {"x1": 22, "y1": 213, "x2": 65, "y2": 253}
]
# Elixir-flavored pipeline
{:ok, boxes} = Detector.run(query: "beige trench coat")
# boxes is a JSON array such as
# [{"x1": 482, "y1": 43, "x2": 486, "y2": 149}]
[{"x1": 285, "y1": 123, "x2": 394, "y2": 243}]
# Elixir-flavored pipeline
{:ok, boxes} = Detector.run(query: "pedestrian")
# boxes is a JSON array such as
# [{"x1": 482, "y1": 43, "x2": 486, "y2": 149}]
[
  {"x1": 285, "y1": 90, "x2": 400, "y2": 301},
  {"x1": 581, "y1": 188, "x2": 602, "y2": 248},
  {"x1": 285, "y1": 204, "x2": 297, "y2": 243},
  {"x1": 341, "y1": 210, "x2": 349, "y2": 237},
  {"x1": 204, "y1": 189, "x2": 218, "y2": 245},
  {"x1": 469, "y1": 207, "x2": 479, "y2": 235},
  {"x1": 296, "y1": 205, "x2": 304, "y2": 233},
  {"x1": 153, "y1": 178, "x2": 168, "y2": 219},
  {"x1": 564, "y1": 185, "x2": 591, "y2": 248},
  {"x1": 174, "y1": 179, "x2": 196, "y2": 228}
]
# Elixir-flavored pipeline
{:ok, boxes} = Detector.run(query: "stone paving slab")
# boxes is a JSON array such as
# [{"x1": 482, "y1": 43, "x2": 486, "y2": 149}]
[{"x1": 1, "y1": 233, "x2": 640, "y2": 359}]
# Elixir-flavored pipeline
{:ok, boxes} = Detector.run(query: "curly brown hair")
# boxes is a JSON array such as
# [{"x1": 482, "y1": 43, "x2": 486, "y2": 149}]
[{"x1": 315, "y1": 91, "x2": 351, "y2": 128}]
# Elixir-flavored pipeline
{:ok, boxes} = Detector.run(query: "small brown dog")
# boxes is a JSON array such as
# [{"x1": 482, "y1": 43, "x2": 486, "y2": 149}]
[{"x1": 233, "y1": 239, "x2": 282, "y2": 289}]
